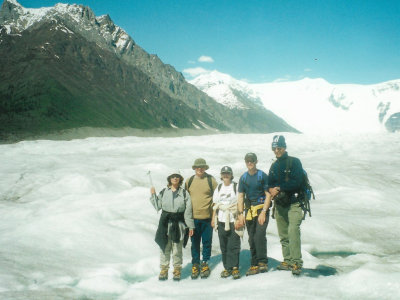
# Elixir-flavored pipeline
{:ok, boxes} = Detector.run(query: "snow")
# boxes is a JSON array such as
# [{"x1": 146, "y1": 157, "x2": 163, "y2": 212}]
[
  {"x1": 0, "y1": 132, "x2": 399, "y2": 299},
  {"x1": 189, "y1": 71, "x2": 400, "y2": 134}
]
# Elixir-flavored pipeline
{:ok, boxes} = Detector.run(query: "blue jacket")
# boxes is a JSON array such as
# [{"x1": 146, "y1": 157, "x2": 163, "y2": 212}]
[{"x1": 268, "y1": 152, "x2": 303, "y2": 196}]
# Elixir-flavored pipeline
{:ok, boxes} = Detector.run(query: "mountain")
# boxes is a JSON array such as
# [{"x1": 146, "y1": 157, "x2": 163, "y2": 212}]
[
  {"x1": 190, "y1": 71, "x2": 400, "y2": 133},
  {"x1": 0, "y1": 0, "x2": 297, "y2": 141}
]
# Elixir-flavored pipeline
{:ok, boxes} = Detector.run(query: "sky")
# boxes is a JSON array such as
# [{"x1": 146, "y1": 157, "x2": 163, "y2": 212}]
[{"x1": 17, "y1": 0, "x2": 400, "y2": 84}]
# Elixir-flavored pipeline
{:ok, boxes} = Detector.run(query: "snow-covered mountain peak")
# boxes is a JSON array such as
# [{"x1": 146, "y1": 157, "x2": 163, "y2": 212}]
[
  {"x1": 0, "y1": 0, "x2": 134, "y2": 54},
  {"x1": 189, "y1": 70, "x2": 261, "y2": 109}
]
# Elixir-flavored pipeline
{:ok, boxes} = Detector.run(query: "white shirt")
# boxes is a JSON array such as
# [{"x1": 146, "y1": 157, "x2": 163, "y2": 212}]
[{"x1": 213, "y1": 183, "x2": 238, "y2": 223}]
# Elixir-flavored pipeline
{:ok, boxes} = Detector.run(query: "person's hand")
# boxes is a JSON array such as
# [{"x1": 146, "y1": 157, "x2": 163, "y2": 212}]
[
  {"x1": 189, "y1": 229, "x2": 194, "y2": 237},
  {"x1": 150, "y1": 187, "x2": 155, "y2": 194},
  {"x1": 235, "y1": 214, "x2": 245, "y2": 230},
  {"x1": 211, "y1": 219, "x2": 215, "y2": 228},
  {"x1": 258, "y1": 210, "x2": 266, "y2": 225},
  {"x1": 269, "y1": 187, "x2": 280, "y2": 197}
]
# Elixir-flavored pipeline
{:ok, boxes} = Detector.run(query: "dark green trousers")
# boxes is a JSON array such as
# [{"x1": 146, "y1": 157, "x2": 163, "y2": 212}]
[{"x1": 275, "y1": 202, "x2": 303, "y2": 267}]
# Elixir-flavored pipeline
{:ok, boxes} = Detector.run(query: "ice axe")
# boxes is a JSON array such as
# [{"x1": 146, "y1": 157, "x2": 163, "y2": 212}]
[{"x1": 147, "y1": 170, "x2": 153, "y2": 187}]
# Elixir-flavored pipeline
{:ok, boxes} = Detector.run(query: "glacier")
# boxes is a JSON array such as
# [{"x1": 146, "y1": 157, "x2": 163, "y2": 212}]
[{"x1": 0, "y1": 132, "x2": 399, "y2": 299}]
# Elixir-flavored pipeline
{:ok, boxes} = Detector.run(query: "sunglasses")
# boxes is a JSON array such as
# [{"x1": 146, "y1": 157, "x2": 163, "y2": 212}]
[
  {"x1": 272, "y1": 147, "x2": 285, "y2": 152},
  {"x1": 245, "y1": 160, "x2": 255, "y2": 164},
  {"x1": 170, "y1": 175, "x2": 180, "y2": 179}
]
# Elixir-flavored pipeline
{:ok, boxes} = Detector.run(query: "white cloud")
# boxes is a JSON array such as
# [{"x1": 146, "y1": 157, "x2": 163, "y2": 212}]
[
  {"x1": 198, "y1": 55, "x2": 214, "y2": 63},
  {"x1": 182, "y1": 67, "x2": 210, "y2": 77},
  {"x1": 304, "y1": 68, "x2": 312, "y2": 72}
]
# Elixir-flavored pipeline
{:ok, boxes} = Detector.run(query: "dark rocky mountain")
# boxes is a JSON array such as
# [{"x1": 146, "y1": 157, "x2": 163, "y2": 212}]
[{"x1": 0, "y1": 0, "x2": 297, "y2": 141}]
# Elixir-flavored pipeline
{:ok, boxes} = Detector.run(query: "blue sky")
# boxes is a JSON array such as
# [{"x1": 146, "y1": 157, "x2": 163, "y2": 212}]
[{"x1": 18, "y1": 0, "x2": 400, "y2": 84}]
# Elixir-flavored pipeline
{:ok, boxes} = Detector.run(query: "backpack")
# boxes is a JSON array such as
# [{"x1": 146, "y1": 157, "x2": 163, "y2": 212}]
[
  {"x1": 282, "y1": 157, "x2": 315, "y2": 219},
  {"x1": 240, "y1": 170, "x2": 264, "y2": 208},
  {"x1": 217, "y1": 182, "x2": 238, "y2": 194},
  {"x1": 187, "y1": 173, "x2": 214, "y2": 196}
]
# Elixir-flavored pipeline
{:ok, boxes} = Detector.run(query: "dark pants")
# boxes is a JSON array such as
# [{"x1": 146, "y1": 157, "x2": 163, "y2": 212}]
[
  {"x1": 218, "y1": 222, "x2": 240, "y2": 270},
  {"x1": 191, "y1": 218, "x2": 213, "y2": 265},
  {"x1": 246, "y1": 209, "x2": 269, "y2": 266}
]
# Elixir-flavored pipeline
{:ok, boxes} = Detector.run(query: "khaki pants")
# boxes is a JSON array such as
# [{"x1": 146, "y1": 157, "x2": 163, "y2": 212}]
[
  {"x1": 275, "y1": 202, "x2": 303, "y2": 267},
  {"x1": 160, "y1": 237, "x2": 183, "y2": 268}
]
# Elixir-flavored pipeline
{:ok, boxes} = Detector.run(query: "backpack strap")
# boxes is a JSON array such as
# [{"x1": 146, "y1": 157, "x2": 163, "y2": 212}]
[
  {"x1": 218, "y1": 183, "x2": 222, "y2": 192},
  {"x1": 187, "y1": 175, "x2": 195, "y2": 190},
  {"x1": 159, "y1": 188, "x2": 166, "y2": 198},
  {"x1": 285, "y1": 157, "x2": 293, "y2": 182},
  {"x1": 188, "y1": 174, "x2": 214, "y2": 195},
  {"x1": 206, "y1": 174, "x2": 213, "y2": 194},
  {"x1": 233, "y1": 182, "x2": 237, "y2": 195}
]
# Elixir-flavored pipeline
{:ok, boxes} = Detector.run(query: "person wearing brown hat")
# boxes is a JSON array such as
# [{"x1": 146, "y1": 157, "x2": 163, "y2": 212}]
[
  {"x1": 236, "y1": 152, "x2": 272, "y2": 276},
  {"x1": 150, "y1": 171, "x2": 194, "y2": 281},
  {"x1": 185, "y1": 158, "x2": 218, "y2": 279}
]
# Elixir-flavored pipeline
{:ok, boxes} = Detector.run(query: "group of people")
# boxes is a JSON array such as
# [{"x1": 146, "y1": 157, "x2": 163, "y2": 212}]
[{"x1": 150, "y1": 135, "x2": 306, "y2": 281}]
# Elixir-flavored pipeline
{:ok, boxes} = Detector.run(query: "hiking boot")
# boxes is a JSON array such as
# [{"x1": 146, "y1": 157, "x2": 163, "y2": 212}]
[
  {"x1": 277, "y1": 261, "x2": 291, "y2": 271},
  {"x1": 246, "y1": 265, "x2": 259, "y2": 276},
  {"x1": 158, "y1": 266, "x2": 168, "y2": 281},
  {"x1": 173, "y1": 267, "x2": 181, "y2": 281},
  {"x1": 220, "y1": 269, "x2": 231, "y2": 278},
  {"x1": 231, "y1": 267, "x2": 241, "y2": 280},
  {"x1": 258, "y1": 262, "x2": 268, "y2": 273},
  {"x1": 191, "y1": 263, "x2": 200, "y2": 279},
  {"x1": 291, "y1": 264, "x2": 302, "y2": 276},
  {"x1": 200, "y1": 261, "x2": 211, "y2": 278}
]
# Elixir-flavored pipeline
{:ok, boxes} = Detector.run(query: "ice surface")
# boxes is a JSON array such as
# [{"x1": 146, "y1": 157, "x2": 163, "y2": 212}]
[{"x1": 0, "y1": 133, "x2": 399, "y2": 299}]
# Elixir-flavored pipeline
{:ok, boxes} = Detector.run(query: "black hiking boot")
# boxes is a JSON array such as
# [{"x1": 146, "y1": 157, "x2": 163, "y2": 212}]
[
  {"x1": 158, "y1": 266, "x2": 168, "y2": 281},
  {"x1": 258, "y1": 262, "x2": 268, "y2": 273},
  {"x1": 232, "y1": 267, "x2": 241, "y2": 280},
  {"x1": 246, "y1": 265, "x2": 259, "y2": 276},
  {"x1": 220, "y1": 269, "x2": 232, "y2": 278},
  {"x1": 191, "y1": 263, "x2": 200, "y2": 279},
  {"x1": 277, "y1": 261, "x2": 291, "y2": 271},
  {"x1": 173, "y1": 266, "x2": 181, "y2": 281},
  {"x1": 291, "y1": 264, "x2": 302, "y2": 276},
  {"x1": 200, "y1": 261, "x2": 210, "y2": 279}
]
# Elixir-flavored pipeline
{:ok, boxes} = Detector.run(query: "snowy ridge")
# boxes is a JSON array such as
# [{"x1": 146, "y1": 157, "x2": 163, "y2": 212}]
[
  {"x1": 189, "y1": 70, "x2": 400, "y2": 133},
  {"x1": 189, "y1": 70, "x2": 261, "y2": 109},
  {"x1": 0, "y1": 0, "x2": 134, "y2": 54}
]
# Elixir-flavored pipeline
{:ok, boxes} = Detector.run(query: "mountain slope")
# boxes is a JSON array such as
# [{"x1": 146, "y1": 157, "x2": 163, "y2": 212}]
[{"x1": 0, "y1": 0, "x2": 297, "y2": 140}]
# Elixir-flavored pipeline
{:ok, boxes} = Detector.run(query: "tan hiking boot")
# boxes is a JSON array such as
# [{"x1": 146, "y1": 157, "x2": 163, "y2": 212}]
[
  {"x1": 173, "y1": 266, "x2": 181, "y2": 281},
  {"x1": 258, "y1": 262, "x2": 268, "y2": 273},
  {"x1": 232, "y1": 267, "x2": 241, "y2": 280},
  {"x1": 191, "y1": 263, "x2": 200, "y2": 279},
  {"x1": 200, "y1": 261, "x2": 210, "y2": 278},
  {"x1": 291, "y1": 263, "x2": 302, "y2": 276},
  {"x1": 246, "y1": 265, "x2": 259, "y2": 276},
  {"x1": 159, "y1": 266, "x2": 168, "y2": 281},
  {"x1": 220, "y1": 269, "x2": 232, "y2": 278},
  {"x1": 277, "y1": 261, "x2": 291, "y2": 271}
]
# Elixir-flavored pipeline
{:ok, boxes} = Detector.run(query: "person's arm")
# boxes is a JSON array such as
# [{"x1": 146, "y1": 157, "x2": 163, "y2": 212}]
[
  {"x1": 235, "y1": 192, "x2": 245, "y2": 229},
  {"x1": 150, "y1": 187, "x2": 161, "y2": 211},
  {"x1": 258, "y1": 191, "x2": 272, "y2": 225},
  {"x1": 183, "y1": 191, "x2": 195, "y2": 237}
]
